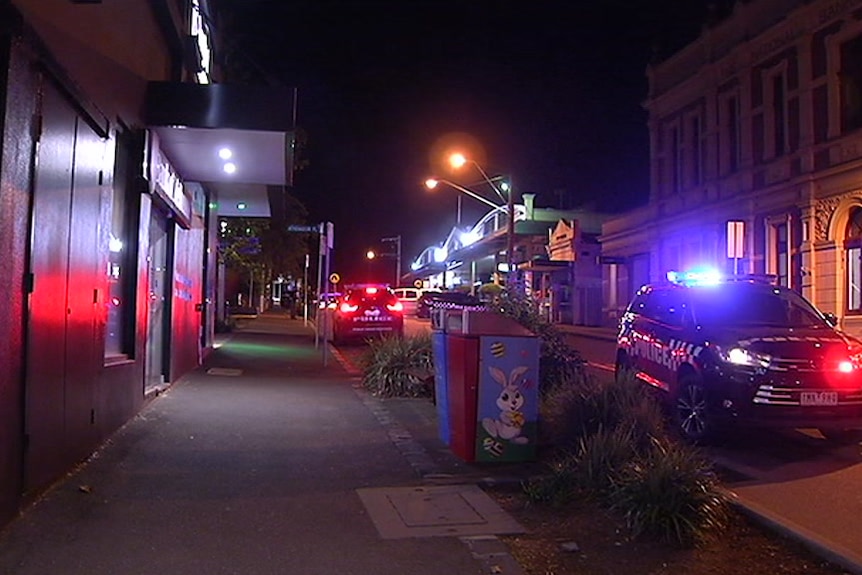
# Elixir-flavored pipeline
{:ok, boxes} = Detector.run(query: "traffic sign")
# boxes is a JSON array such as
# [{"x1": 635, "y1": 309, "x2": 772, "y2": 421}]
[{"x1": 329, "y1": 273, "x2": 341, "y2": 284}]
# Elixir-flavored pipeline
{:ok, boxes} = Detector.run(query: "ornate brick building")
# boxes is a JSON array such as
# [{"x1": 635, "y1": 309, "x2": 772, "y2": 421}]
[{"x1": 601, "y1": 0, "x2": 862, "y2": 337}]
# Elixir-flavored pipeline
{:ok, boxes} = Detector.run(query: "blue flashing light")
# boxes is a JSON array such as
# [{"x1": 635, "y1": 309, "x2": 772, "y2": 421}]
[{"x1": 667, "y1": 268, "x2": 722, "y2": 286}]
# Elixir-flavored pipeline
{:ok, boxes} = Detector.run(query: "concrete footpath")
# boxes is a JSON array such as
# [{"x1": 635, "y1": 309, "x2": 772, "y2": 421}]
[
  {"x1": 3, "y1": 312, "x2": 862, "y2": 575},
  {"x1": 0, "y1": 311, "x2": 533, "y2": 575}
]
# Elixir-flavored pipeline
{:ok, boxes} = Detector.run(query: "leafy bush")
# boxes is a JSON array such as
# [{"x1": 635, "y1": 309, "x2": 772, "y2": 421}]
[
  {"x1": 569, "y1": 424, "x2": 640, "y2": 496},
  {"x1": 540, "y1": 369, "x2": 666, "y2": 453},
  {"x1": 491, "y1": 289, "x2": 587, "y2": 395},
  {"x1": 360, "y1": 333, "x2": 434, "y2": 398},
  {"x1": 528, "y1": 368, "x2": 729, "y2": 547},
  {"x1": 522, "y1": 451, "x2": 581, "y2": 505},
  {"x1": 610, "y1": 438, "x2": 729, "y2": 547}
]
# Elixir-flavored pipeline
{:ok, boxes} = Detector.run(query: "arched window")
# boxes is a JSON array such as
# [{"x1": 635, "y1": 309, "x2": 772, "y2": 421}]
[{"x1": 845, "y1": 207, "x2": 862, "y2": 313}]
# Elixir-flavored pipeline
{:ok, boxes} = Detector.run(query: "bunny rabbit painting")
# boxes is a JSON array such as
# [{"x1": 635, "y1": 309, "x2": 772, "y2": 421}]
[{"x1": 475, "y1": 336, "x2": 540, "y2": 462}]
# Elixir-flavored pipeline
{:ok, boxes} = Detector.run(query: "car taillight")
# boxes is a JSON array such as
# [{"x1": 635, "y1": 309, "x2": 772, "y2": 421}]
[
  {"x1": 842, "y1": 342, "x2": 862, "y2": 371},
  {"x1": 838, "y1": 360, "x2": 854, "y2": 373},
  {"x1": 387, "y1": 301, "x2": 403, "y2": 313},
  {"x1": 339, "y1": 302, "x2": 359, "y2": 313}
]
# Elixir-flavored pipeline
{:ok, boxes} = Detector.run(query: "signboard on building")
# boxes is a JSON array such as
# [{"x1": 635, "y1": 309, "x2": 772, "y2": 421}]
[
  {"x1": 145, "y1": 130, "x2": 192, "y2": 228},
  {"x1": 547, "y1": 219, "x2": 577, "y2": 262},
  {"x1": 727, "y1": 220, "x2": 744, "y2": 259}
]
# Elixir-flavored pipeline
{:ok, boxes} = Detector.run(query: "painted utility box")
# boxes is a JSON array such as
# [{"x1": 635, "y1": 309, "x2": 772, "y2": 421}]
[
  {"x1": 432, "y1": 309, "x2": 539, "y2": 463},
  {"x1": 474, "y1": 334, "x2": 539, "y2": 462}
]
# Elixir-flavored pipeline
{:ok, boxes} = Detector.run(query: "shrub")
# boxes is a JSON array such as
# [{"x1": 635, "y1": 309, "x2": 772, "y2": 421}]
[
  {"x1": 527, "y1": 367, "x2": 728, "y2": 547},
  {"x1": 610, "y1": 438, "x2": 729, "y2": 547},
  {"x1": 568, "y1": 424, "x2": 639, "y2": 496},
  {"x1": 522, "y1": 450, "x2": 581, "y2": 505},
  {"x1": 540, "y1": 369, "x2": 667, "y2": 453},
  {"x1": 360, "y1": 333, "x2": 434, "y2": 398},
  {"x1": 491, "y1": 289, "x2": 587, "y2": 395}
]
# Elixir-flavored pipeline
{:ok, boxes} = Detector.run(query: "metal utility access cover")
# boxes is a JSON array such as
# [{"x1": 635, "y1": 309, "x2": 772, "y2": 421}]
[
  {"x1": 206, "y1": 368, "x2": 243, "y2": 376},
  {"x1": 357, "y1": 484, "x2": 525, "y2": 539}
]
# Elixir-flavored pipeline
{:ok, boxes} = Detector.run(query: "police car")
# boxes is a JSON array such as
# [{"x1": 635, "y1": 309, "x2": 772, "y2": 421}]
[{"x1": 615, "y1": 270, "x2": 862, "y2": 443}]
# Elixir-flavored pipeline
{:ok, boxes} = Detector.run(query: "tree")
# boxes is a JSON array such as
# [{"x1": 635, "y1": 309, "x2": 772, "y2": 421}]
[{"x1": 219, "y1": 192, "x2": 315, "y2": 306}]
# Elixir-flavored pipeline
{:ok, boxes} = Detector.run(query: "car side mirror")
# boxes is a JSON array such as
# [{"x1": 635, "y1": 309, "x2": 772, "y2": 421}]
[{"x1": 823, "y1": 312, "x2": 838, "y2": 327}]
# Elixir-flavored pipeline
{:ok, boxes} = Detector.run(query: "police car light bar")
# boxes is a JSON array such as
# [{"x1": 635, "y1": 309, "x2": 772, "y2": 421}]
[{"x1": 666, "y1": 269, "x2": 722, "y2": 286}]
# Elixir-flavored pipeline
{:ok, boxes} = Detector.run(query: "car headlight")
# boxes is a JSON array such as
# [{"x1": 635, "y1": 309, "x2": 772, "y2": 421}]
[{"x1": 720, "y1": 347, "x2": 771, "y2": 369}]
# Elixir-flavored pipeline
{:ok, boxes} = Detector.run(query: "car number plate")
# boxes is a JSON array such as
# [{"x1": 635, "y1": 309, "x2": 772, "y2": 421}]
[{"x1": 800, "y1": 391, "x2": 838, "y2": 406}]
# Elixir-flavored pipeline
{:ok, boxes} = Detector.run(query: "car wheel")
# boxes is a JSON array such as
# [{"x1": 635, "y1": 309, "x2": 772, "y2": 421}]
[
  {"x1": 614, "y1": 351, "x2": 632, "y2": 384},
  {"x1": 673, "y1": 372, "x2": 714, "y2": 444}
]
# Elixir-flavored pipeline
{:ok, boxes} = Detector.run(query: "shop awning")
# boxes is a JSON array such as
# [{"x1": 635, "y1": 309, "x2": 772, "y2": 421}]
[{"x1": 145, "y1": 82, "x2": 297, "y2": 218}]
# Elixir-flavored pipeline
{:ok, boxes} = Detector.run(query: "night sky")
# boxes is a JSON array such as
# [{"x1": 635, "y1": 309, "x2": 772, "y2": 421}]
[{"x1": 218, "y1": 0, "x2": 726, "y2": 283}]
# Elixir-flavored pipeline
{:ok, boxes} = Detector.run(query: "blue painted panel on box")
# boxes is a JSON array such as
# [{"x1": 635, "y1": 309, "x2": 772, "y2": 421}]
[{"x1": 475, "y1": 335, "x2": 540, "y2": 462}]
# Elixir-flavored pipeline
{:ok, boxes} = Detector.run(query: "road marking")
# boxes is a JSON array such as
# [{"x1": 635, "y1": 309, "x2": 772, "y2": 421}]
[{"x1": 588, "y1": 361, "x2": 615, "y2": 372}]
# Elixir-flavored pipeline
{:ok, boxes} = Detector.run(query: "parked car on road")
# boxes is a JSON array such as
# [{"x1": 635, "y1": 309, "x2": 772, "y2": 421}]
[
  {"x1": 392, "y1": 287, "x2": 422, "y2": 316},
  {"x1": 415, "y1": 290, "x2": 484, "y2": 319},
  {"x1": 614, "y1": 269, "x2": 862, "y2": 444},
  {"x1": 332, "y1": 284, "x2": 404, "y2": 344}
]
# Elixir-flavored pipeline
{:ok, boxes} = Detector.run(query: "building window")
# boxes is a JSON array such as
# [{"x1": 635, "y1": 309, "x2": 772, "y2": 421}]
[
  {"x1": 764, "y1": 69, "x2": 789, "y2": 158},
  {"x1": 105, "y1": 130, "x2": 139, "y2": 360},
  {"x1": 841, "y1": 35, "x2": 862, "y2": 133},
  {"x1": 720, "y1": 94, "x2": 741, "y2": 174},
  {"x1": 665, "y1": 123, "x2": 683, "y2": 195},
  {"x1": 689, "y1": 114, "x2": 703, "y2": 186},
  {"x1": 772, "y1": 221, "x2": 789, "y2": 288},
  {"x1": 846, "y1": 208, "x2": 862, "y2": 313}
]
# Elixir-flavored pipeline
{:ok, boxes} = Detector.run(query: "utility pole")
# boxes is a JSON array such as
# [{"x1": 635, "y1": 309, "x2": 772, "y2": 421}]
[
  {"x1": 382, "y1": 235, "x2": 401, "y2": 286},
  {"x1": 506, "y1": 181, "x2": 515, "y2": 280}
]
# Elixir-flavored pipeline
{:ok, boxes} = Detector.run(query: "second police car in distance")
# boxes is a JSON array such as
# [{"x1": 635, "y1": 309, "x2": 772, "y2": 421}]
[
  {"x1": 615, "y1": 270, "x2": 862, "y2": 444},
  {"x1": 331, "y1": 284, "x2": 404, "y2": 344}
]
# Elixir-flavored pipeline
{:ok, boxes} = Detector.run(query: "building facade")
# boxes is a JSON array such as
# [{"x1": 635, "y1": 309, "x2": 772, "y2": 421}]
[
  {"x1": 601, "y1": 0, "x2": 862, "y2": 335},
  {"x1": 0, "y1": 0, "x2": 295, "y2": 526}
]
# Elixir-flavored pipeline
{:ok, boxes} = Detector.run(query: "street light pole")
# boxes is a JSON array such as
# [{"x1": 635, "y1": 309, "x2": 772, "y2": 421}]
[
  {"x1": 506, "y1": 179, "x2": 515, "y2": 275},
  {"x1": 447, "y1": 154, "x2": 516, "y2": 281},
  {"x1": 425, "y1": 178, "x2": 503, "y2": 211},
  {"x1": 381, "y1": 235, "x2": 401, "y2": 286}
]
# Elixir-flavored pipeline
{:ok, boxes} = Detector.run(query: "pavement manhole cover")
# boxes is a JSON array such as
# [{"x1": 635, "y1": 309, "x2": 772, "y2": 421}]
[
  {"x1": 206, "y1": 368, "x2": 243, "y2": 376},
  {"x1": 357, "y1": 484, "x2": 525, "y2": 539}
]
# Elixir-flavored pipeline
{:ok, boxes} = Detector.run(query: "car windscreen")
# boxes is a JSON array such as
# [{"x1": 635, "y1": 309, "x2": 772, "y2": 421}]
[{"x1": 688, "y1": 284, "x2": 827, "y2": 328}]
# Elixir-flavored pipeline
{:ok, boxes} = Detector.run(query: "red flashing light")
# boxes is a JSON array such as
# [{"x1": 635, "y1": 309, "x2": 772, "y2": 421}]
[{"x1": 365, "y1": 286, "x2": 378, "y2": 295}]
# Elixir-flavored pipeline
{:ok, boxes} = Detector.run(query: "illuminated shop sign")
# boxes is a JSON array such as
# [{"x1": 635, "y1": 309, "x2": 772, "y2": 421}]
[
  {"x1": 146, "y1": 130, "x2": 192, "y2": 227},
  {"x1": 191, "y1": 0, "x2": 212, "y2": 84}
]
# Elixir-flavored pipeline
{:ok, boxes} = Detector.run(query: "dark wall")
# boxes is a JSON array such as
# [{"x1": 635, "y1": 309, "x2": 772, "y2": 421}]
[{"x1": 0, "y1": 29, "x2": 33, "y2": 524}]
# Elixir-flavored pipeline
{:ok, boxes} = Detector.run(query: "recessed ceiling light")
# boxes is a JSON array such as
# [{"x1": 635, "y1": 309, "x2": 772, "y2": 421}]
[
  {"x1": 218, "y1": 147, "x2": 232, "y2": 160},
  {"x1": 237, "y1": 202, "x2": 247, "y2": 210},
  {"x1": 224, "y1": 162, "x2": 237, "y2": 174}
]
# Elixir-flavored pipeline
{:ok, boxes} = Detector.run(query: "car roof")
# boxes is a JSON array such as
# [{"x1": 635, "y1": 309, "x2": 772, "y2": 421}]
[{"x1": 641, "y1": 276, "x2": 780, "y2": 294}]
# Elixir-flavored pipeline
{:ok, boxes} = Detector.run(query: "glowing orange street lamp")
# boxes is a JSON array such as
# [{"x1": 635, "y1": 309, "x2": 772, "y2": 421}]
[{"x1": 446, "y1": 153, "x2": 516, "y2": 276}]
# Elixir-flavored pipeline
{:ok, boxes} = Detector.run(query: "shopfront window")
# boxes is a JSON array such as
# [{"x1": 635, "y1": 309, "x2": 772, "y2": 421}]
[
  {"x1": 105, "y1": 130, "x2": 138, "y2": 360},
  {"x1": 846, "y1": 207, "x2": 862, "y2": 313}
]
